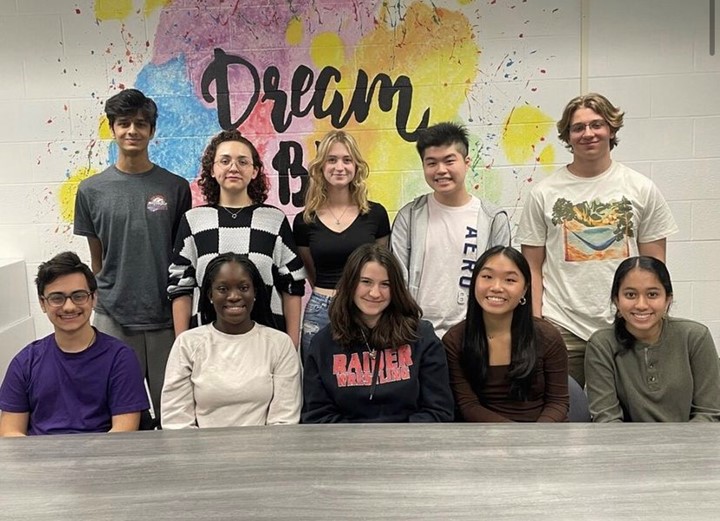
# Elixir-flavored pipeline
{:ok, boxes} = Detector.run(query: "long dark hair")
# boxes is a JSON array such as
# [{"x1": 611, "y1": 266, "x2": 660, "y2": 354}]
[
  {"x1": 329, "y1": 244, "x2": 421, "y2": 349},
  {"x1": 198, "y1": 253, "x2": 276, "y2": 329},
  {"x1": 198, "y1": 130, "x2": 269, "y2": 206},
  {"x1": 461, "y1": 246, "x2": 537, "y2": 401},
  {"x1": 612, "y1": 256, "x2": 673, "y2": 350}
]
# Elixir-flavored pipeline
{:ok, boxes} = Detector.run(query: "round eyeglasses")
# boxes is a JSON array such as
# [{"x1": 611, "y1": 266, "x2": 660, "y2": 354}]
[
  {"x1": 214, "y1": 157, "x2": 254, "y2": 170},
  {"x1": 42, "y1": 290, "x2": 94, "y2": 307}
]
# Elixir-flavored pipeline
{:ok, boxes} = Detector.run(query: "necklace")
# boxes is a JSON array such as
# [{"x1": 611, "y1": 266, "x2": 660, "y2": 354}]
[
  {"x1": 360, "y1": 329, "x2": 377, "y2": 360},
  {"x1": 220, "y1": 205, "x2": 244, "y2": 219},
  {"x1": 326, "y1": 205, "x2": 351, "y2": 225}
]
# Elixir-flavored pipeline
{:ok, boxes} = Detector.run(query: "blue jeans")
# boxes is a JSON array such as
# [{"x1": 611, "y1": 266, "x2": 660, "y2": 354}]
[{"x1": 301, "y1": 291, "x2": 333, "y2": 363}]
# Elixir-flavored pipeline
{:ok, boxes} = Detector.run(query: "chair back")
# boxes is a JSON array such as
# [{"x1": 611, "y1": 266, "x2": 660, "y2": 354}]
[{"x1": 568, "y1": 375, "x2": 591, "y2": 422}]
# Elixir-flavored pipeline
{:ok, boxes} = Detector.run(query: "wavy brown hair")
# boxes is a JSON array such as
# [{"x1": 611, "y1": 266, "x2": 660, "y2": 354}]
[
  {"x1": 329, "y1": 243, "x2": 421, "y2": 349},
  {"x1": 198, "y1": 130, "x2": 269, "y2": 205},
  {"x1": 557, "y1": 93, "x2": 625, "y2": 151},
  {"x1": 302, "y1": 130, "x2": 370, "y2": 223}
]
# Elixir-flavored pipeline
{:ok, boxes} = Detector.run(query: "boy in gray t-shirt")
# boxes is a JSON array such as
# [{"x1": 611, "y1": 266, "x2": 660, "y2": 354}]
[{"x1": 74, "y1": 89, "x2": 191, "y2": 423}]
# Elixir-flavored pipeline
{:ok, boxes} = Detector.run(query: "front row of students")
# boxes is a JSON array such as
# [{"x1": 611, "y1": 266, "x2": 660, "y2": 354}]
[{"x1": 2, "y1": 244, "x2": 718, "y2": 435}]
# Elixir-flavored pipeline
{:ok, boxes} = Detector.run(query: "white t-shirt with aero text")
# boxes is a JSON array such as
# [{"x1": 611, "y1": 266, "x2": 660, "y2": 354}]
[{"x1": 416, "y1": 195, "x2": 482, "y2": 338}]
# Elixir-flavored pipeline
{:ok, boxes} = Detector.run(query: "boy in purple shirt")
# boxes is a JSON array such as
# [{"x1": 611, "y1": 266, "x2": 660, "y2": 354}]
[{"x1": 0, "y1": 252, "x2": 149, "y2": 436}]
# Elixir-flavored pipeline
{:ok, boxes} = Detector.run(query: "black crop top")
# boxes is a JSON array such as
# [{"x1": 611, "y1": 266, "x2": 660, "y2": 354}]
[{"x1": 293, "y1": 202, "x2": 390, "y2": 289}]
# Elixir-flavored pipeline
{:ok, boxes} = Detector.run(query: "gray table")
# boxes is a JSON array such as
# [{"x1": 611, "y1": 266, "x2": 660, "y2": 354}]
[{"x1": 1, "y1": 424, "x2": 718, "y2": 520}]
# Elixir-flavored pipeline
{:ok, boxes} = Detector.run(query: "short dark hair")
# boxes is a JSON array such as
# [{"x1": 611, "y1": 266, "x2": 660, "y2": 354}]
[
  {"x1": 329, "y1": 243, "x2": 421, "y2": 349},
  {"x1": 198, "y1": 253, "x2": 276, "y2": 329},
  {"x1": 198, "y1": 130, "x2": 269, "y2": 206},
  {"x1": 104, "y1": 88, "x2": 158, "y2": 130},
  {"x1": 415, "y1": 122, "x2": 469, "y2": 159},
  {"x1": 611, "y1": 256, "x2": 673, "y2": 350},
  {"x1": 462, "y1": 246, "x2": 536, "y2": 401},
  {"x1": 35, "y1": 251, "x2": 96, "y2": 297}
]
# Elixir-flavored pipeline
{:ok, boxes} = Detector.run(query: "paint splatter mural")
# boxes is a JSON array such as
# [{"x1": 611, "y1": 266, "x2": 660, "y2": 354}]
[{"x1": 56, "y1": 0, "x2": 575, "y2": 225}]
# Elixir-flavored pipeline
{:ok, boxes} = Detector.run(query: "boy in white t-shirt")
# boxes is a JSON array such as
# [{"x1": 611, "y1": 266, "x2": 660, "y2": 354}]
[
  {"x1": 391, "y1": 122, "x2": 511, "y2": 338},
  {"x1": 516, "y1": 93, "x2": 678, "y2": 387}
]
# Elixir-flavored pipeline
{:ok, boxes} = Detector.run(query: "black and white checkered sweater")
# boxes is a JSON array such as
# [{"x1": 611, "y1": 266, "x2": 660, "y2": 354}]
[{"x1": 167, "y1": 204, "x2": 306, "y2": 330}]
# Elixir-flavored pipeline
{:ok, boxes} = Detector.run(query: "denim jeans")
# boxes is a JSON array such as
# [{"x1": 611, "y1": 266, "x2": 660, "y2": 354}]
[{"x1": 301, "y1": 291, "x2": 333, "y2": 364}]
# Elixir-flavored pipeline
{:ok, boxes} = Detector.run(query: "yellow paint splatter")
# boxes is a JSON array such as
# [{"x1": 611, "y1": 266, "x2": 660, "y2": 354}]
[
  {"x1": 310, "y1": 32, "x2": 345, "y2": 69},
  {"x1": 95, "y1": 0, "x2": 132, "y2": 21},
  {"x1": 144, "y1": 0, "x2": 173, "y2": 18},
  {"x1": 501, "y1": 105, "x2": 555, "y2": 165},
  {"x1": 538, "y1": 144, "x2": 556, "y2": 171},
  {"x1": 59, "y1": 168, "x2": 98, "y2": 223},
  {"x1": 99, "y1": 115, "x2": 113, "y2": 139},
  {"x1": 457, "y1": 0, "x2": 475, "y2": 5},
  {"x1": 308, "y1": 1, "x2": 478, "y2": 212},
  {"x1": 286, "y1": 16, "x2": 304, "y2": 46}
]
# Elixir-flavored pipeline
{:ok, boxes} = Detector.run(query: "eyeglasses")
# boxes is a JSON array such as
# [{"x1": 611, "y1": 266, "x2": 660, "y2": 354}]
[
  {"x1": 570, "y1": 120, "x2": 607, "y2": 134},
  {"x1": 42, "y1": 290, "x2": 94, "y2": 307},
  {"x1": 214, "y1": 157, "x2": 254, "y2": 170}
]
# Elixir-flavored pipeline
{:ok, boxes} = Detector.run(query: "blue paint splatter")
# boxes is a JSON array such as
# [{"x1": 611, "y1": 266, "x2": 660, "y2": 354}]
[{"x1": 107, "y1": 55, "x2": 220, "y2": 182}]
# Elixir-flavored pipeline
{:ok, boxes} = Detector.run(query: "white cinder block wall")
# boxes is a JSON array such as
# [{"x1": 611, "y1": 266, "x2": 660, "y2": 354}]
[{"x1": 0, "y1": 0, "x2": 718, "y2": 353}]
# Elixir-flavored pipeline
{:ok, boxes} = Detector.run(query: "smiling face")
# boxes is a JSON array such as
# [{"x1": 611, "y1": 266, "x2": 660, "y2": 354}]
[
  {"x1": 568, "y1": 107, "x2": 614, "y2": 167},
  {"x1": 111, "y1": 112, "x2": 154, "y2": 156},
  {"x1": 209, "y1": 261, "x2": 256, "y2": 335},
  {"x1": 614, "y1": 267, "x2": 671, "y2": 344},
  {"x1": 212, "y1": 140, "x2": 259, "y2": 198},
  {"x1": 353, "y1": 261, "x2": 391, "y2": 328},
  {"x1": 39, "y1": 272, "x2": 95, "y2": 336},
  {"x1": 322, "y1": 141, "x2": 356, "y2": 190},
  {"x1": 473, "y1": 253, "x2": 527, "y2": 320},
  {"x1": 422, "y1": 143, "x2": 470, "y2": 205}
]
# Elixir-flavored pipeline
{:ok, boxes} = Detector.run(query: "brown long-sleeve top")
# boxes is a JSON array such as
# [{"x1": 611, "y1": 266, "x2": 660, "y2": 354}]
[{"x1": 442, "y1": 317, "x2": 568, "y2": 422}]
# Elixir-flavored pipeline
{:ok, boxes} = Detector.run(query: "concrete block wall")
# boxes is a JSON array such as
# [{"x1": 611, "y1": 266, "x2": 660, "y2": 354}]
[{"x1": 0, "y1": 0, "x2": 718, "y2": 351}]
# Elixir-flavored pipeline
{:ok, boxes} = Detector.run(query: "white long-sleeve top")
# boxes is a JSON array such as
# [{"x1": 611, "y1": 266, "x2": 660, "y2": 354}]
[{"x1": 161, "y1": 323, "x2": 301, "y2": 428}]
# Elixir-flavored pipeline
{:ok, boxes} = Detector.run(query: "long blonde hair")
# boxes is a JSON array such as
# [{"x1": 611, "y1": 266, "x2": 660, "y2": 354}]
[{"x1": 302, "y1": 130, "x2": 370, "y2": 223}]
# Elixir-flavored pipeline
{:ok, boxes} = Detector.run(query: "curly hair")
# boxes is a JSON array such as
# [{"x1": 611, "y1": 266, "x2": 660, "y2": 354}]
[
  {"x1": 557, "y1": 93, "x2": 625, "y2": 151},
  {"x1": 198, "y1": 130, "x2": 269, "y2": 206},
  {"x1": 301, "y1": 130, "x2": 370, "y2": 223}
]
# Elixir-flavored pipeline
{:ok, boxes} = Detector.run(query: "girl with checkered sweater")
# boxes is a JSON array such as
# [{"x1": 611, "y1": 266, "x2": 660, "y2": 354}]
[{"x1": 168, "y1": 130, "x2": 306, "y2": 345}]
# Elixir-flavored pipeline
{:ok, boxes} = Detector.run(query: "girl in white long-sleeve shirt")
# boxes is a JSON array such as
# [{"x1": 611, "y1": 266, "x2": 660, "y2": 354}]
[{"x1": 161, "y1": 253, "x2": 302, "y2": 428}]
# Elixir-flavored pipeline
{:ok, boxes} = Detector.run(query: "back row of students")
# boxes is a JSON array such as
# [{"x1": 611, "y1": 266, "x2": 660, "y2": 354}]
[{"x1": 1, "y1": 88, "x2": 718, "y2": 435}]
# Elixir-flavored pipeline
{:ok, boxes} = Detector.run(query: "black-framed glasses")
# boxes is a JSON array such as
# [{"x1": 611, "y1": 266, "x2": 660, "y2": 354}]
[{"x1": 42, "y1": 290, "x2": 94, "y2": 307}]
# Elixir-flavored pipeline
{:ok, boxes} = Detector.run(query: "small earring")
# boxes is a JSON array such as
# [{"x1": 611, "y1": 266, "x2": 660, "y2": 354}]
[{"x1": 519, "y1": 297, "x2": 527, "y2": 306}]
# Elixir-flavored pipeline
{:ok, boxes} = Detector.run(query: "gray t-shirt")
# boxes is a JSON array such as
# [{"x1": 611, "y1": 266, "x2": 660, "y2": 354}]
[{"x1": 74, "y1": 164, "x2": 191, "y2": 330}]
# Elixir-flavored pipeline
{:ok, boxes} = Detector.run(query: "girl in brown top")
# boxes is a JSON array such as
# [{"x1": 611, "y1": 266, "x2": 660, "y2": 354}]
[{"x1": 442, "y1": 246, "x2": 569, "y2": 422}]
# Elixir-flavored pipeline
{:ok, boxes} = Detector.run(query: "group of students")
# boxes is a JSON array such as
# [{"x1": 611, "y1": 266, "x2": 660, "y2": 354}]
[{"x1": 1, "y1": 88, "x2": 719, "y2": 436}]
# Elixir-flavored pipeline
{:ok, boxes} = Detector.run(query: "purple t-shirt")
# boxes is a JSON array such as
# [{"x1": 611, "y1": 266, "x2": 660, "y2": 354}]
[{"x1": 0, "y1": 330, "x2": 149, "y2": 435}]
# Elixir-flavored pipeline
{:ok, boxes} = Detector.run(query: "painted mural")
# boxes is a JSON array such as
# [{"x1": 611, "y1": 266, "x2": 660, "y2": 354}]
[{"x1": 55, "y1": 0, "x2": 573, "y2": 226}]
